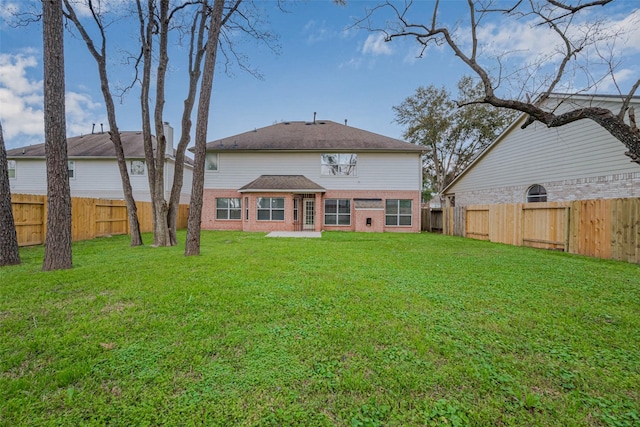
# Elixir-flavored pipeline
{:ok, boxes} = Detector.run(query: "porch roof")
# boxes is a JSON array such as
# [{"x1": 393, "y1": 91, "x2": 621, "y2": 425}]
[{"x1": 238, "y1": 175, "x2": 326, "y2": 193}]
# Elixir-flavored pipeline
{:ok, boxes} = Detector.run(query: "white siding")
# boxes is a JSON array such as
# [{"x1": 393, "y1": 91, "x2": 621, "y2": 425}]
[
  {"x1": 204, "y1": 152, "x2": 422, "y2": 191},
  {"x1": 10, "y1": 159, "x2": 153, "y2": 202},
  {"x1": 8, "y1": 159, "x2": 47, "y2": 195},
  {"x1": 450, "y1": 117, "x2": 637, "y2": 195}
]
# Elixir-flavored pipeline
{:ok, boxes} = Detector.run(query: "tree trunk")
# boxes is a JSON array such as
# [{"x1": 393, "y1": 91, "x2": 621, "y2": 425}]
[
  {"x1": 62, "y1": 0, "x2": 143, "y2": 246},
  {"x1": 186, "y1": 0, "x2": 225, "y2": 256},
  {"x1": 0, "y1": 122, "x2": 20, "y2": 267},
  {"x1": 42, "y1": 0, "x2": 72, "y2": 271},
  {"x1": 168, "y1": 5, "x2": 209, "y2": 246}
]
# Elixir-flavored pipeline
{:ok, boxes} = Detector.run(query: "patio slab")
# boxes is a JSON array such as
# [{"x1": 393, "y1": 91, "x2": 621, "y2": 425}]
[{"x1": 266, "y1": 231, "x2": 322, "y2": 238}]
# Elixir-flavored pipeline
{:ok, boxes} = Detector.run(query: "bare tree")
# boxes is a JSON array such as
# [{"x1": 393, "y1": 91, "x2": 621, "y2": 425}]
[
  {"x1": 0, "y1": 121, "x2": 20, "y2": 267},
  {"x1": 186, "y1": 0, "x2": 228, "y2": 256},
  {"x1": 42, "y1": 0, "x2": 72, "y2": 271},
  {"x1": 132, "y1": 0, "x2": 275, "y2": 247},
  {"x1": 62, "y1": 0, "x2": 143, "y2": 246},
  {"x1": 357, "y1": 0, "x2": 640, "y2": 164},
  {"x1": 394, "y1": 76, "x2": 517, "y2": 202}
]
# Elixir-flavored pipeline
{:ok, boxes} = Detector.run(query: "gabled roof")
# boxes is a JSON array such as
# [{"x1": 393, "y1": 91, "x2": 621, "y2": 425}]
[
  {"x1": 7, "y1": 131, "x2": 194, "y2": 166},
  {"x1": 203, "y1": 120, "x2": 424, "y2": 152},
  {"x1": 7, "y1": 131, "x2": 149, "y2": 158},
  {"x1": 238, "y1": 175, "x2": 326, "y2": 193}
]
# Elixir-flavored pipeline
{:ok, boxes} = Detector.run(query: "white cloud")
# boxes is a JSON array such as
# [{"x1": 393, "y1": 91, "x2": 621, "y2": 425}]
[
  {"x1": 0, "y1": 1, "x2": 20, "y2": 21},
  {"x1": 362, "y1": 33, "x2": 393, "y2": 56},
  {"x1": 0, "y1": 52, "x2": 104, "y2": 149}
]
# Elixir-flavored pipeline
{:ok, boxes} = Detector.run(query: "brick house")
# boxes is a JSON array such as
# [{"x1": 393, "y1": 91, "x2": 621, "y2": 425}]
[
  {"x1": 442, "y1": 94, "x2": 640, "y2": 206},
  {"x1": 199, "y1": 119, "x2": 424, "y2": 233}
]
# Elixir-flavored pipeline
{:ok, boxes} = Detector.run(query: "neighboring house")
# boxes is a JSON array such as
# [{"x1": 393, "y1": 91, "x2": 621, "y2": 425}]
[
  {"x1": 198, "y1": 119, "x2": 424, "y2": 233},
  {"x1": 443, "y1": 94, "x2": 640, "y2": 206},
  {"x1": 7, "y1": 123, "x2": 193, "y2": 204}
]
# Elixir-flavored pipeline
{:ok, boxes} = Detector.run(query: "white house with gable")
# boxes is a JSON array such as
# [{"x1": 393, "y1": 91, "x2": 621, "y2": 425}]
[
  {"x1": 443, "y1": 94, "x2": 640, "y2": 206},
  {"x1": 7, "y1": 123, "x2": 192, "y2": 204}
]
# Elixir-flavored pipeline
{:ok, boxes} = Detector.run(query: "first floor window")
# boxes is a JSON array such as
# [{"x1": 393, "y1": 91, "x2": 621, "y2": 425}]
[
  {"x1": 324, "y1": 199, "x2": 351, "y2": 225},
  {"x1": 216, "y1": 198, "x2": 242, "y2": 220},
  {"x1": 526, "y1": 184, "x2": 547, "y2": 203},
  {"x1": 257, "y1": 197, "x2": 285, "y2": 221},
  {"x1": 205, "y1": 153, "x2": 218, "y2": 171},
  {"x1": 385, "y1": 199, "x2": 412, "y2": 226},
  {"x1": 68, "y1": 160, "x2": 75, "y2": 179},
  {"x1": 131, "y1": 160, "x2": 145, "y2": 175},
  {"x1": 8, "y1": 160, "x2": 16, "y2": 179}
]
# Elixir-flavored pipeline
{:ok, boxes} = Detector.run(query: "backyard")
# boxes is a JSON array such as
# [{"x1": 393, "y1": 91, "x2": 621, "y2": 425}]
[{"x1": 1, "y1": 231, "x2": 638, "y2": 426}]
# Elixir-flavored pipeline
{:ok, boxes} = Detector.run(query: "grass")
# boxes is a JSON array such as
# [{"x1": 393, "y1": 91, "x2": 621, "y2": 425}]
[{"x1": 1, "y1": 231, "x2": 639, "y2": 426}]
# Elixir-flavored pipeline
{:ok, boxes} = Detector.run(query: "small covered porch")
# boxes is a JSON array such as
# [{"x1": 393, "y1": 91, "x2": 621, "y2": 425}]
[{"x1": 238, "y1": 175, "x2": 326, "y2": 233}]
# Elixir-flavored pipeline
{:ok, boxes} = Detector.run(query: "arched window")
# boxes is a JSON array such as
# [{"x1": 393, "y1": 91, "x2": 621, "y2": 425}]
[{"x1": 526, "y1": 184, "x2": 547, "y2": 203}]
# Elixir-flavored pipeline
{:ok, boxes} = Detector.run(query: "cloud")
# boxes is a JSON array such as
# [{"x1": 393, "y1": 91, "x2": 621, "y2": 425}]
[
  {"x1": 362, "y1": 33, "x2": 393, "y2": 56},
  {"x1": 0, "y1": 52, "x2": 104, "y2": 149}
]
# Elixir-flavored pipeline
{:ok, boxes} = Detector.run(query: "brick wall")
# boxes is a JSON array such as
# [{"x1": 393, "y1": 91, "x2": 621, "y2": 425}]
[
  {"x1": 454, "y1": 172, "x2": 640, "y2": 206},
  {"x1": 202, "y1": 189, "x2": 422, "y2": 233}
]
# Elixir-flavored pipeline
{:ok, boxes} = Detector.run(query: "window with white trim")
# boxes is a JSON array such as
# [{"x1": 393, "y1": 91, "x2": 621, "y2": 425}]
[
  {"x1": 385, "y1": 199, "x2": 412, "y2": 226},
  {"x1": 324, "y1": 199, "x2": 351, "y2": 226},
  {"x1": 130, "y1": 160, "x2": 145, "y2": 176},
  {"x1": 257, "y1": 197, "x2": 284, "y2": 221},
  {"x1": 321, "y1": 153, "x2": 357, "y2": 176},
  {"x1": 68, "y1": 160, "x2": 75, "y2": 179},
  {"x1": 205, "y1": 153, "x2": 218, "y2": 171},
  {"x1": 8, "y1": 160, "x2": 16, "y2": 179},
  {"x1": 526, "y1": 184, "x2": 547, "y2": 203},
  {"x1": 216, "y1": 198, "x2": 241, "y2": 220}
]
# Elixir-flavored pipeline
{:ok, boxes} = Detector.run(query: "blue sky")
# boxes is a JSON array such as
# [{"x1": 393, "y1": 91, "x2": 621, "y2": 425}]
[{"x1": 1, "y1": 0, "x2": 639, "y2": 151}]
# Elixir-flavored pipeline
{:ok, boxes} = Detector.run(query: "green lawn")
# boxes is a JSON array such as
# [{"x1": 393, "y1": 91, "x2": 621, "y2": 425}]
[{"x1": 1, "y1": 231, "x2": 639, "y2": 426}]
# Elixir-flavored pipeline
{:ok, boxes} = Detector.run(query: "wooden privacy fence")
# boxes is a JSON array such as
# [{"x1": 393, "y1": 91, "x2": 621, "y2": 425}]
[
  {"x1": 11, "y1": 194, "x2": 189, "y2": 246},
  {"x1": 440, "y1": 198, "x2": 640, "y2": 264}
]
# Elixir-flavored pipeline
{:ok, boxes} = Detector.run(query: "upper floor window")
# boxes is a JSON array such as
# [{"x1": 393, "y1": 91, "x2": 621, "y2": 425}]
[
  {"x1": 131, "y1": 160, "x2": 145, "y2": 176},
  {"x1": 526, "y1": 184, "x2": 547, "y2": 203},
  {"x1": 205, "y1": 153, "x2": 218, "y2": 171},
  {"x1": 216, "y1": 197, "x2": 242, "y2": 220},
  {"x1": 385, "y1": 199, "x2": 412, "y2": 226},
  {"x1": 68, "y1": 160, "x2": 75, "y2": 179},
  {"x1": 321, "y1": 153, "x2": 357, "y2": 176},
  {"x1": 8, "y1": 160, "x2": 16, "y2": 179},
  {"x1": 257, "y1": 197, "x2": 285, "y2": 221},
  {"x1": 324, "y1": 199, "x2": 351, "y2": 226}
]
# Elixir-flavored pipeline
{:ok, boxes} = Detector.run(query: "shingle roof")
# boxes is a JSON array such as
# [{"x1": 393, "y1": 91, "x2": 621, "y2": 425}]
[
  {"x1": 204, "y1": 120, "x2": 424, "y2": 152},
  {"x1": 7, "y1": 131, "x2": 193, "y2": 165},
  {"x1": 238, "y1": 175, "x2": 326, "y2": 193},
  {"x1": 7, "y1": 132, "x2": 150, "y2": 158}
]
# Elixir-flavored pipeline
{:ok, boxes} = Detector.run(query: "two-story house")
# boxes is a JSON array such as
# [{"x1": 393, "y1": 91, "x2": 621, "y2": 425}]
[
  {"x1": 199, "y1": 119, "x2": 424, "y2": 233},
  {"x1": 7, "y1": 123, "x2": 192, "y2": 204}
]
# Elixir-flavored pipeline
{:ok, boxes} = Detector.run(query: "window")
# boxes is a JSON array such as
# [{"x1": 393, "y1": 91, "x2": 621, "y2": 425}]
[
  {"x1": 324, "y1": 199, "x2": 351, "y2": 225},
  {"x1": 245, "y1": 197, "x2": 249, "y2": 221},
  {"x1": 293, "y1": 198, "x2": 299, "y2": 222},
  {"x1": 385, "y1": 199, "x2": 412, "y2": 226},
  {"x1": 8, "y1": 160, "x2": 16, "y2": 179},
  {"x1": 130, "y1": 160, "x2": 145, "y2": 176},
  {"x1": 321, "y1": 153, "x2": 357, "y2": 176},
  {"x1": 526, "y1": 184, "x2": 547, "y2": 203},
  {"x1": 216, "y1": 198, "x2": 241, "y2": 220},
  {"x1": 257, "y1": 197, "x2": 285, "y2": 221},
  {"x1": 205, "y1": 153, "x2": 218, "y2": 171},
  {"x1": 68, "y1": 160, "x2": 75, "y2": 179}
]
